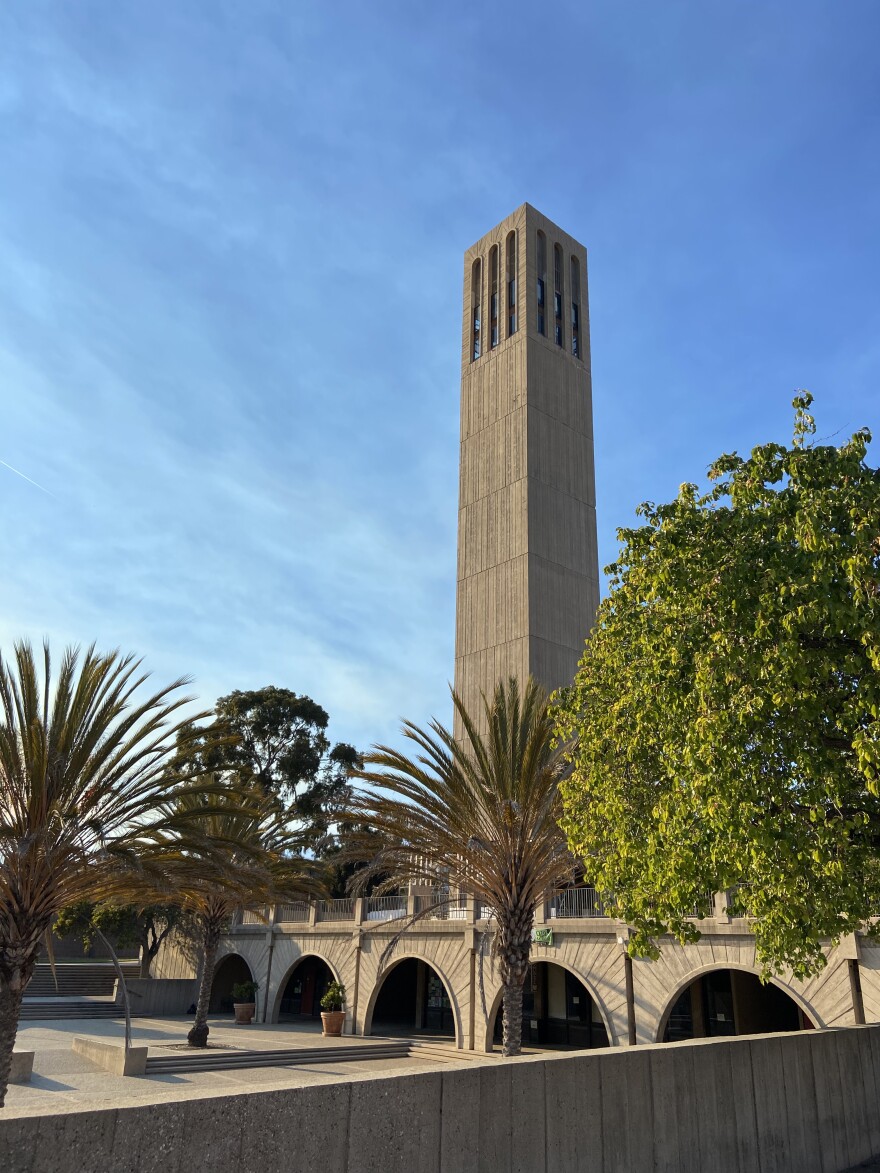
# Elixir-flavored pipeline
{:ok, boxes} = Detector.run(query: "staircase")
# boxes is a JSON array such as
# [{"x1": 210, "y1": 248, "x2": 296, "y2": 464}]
[
  {"x1": 20, "y1": 962, "x2": 140, "y2": 1021},
  {"x1": 145, "y1": 1040, "x2": 411, "y2": 1075}
]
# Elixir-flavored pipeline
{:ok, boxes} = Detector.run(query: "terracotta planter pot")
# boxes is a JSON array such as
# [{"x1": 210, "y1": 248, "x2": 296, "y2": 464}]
[
  {"x1": 234, "y1": 1002, "x2": 255, "y2": 1025},
  {"x1": 321, "y1": 1010, "x2": 346, "y2": 1037}
]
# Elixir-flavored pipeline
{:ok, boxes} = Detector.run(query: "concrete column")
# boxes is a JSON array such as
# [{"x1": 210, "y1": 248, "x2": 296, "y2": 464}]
[
  {"x1": 624, "y1": 954, "x2": 637, "y2": 1046},
  {"x1": 354, "y1": 898, "x2": 364, "y2": 926},
  {"x1": 415, "y1": 961, "x2": 427, "y2": 1030},
  {"x1": 308, "y1": 901, "x2": 318, "y2": 927},
  {"x1": 468, "y1": 947, "x2": 476, "y2": 1050},
  {"x1": 849, "y1": 959, "x2": 866, "y2": 1025},
  {"x1": 349, "y1": 944, "x2": 362, "y2": 1036}
]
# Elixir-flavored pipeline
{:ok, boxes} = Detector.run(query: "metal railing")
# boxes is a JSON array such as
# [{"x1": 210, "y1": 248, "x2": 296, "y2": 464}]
[
  {"x1": 413, "y1": 891, "x2": 469, "y2": 921},
  {"x1": 316, "y1": 898, "x2": 356, "y2": 922},
  {"x1": 275, "y1": 901, "x2": 311, "y2": 924},
  {"x1": 364, "y1": 896, "x2": 407, "y2": 922},
  {"x1": 685, "y1": 892, "x2": 717, "y2": 919},
  {"x1": 240, "y1": 906, "x2": 270, "y2": 925},
  {"x1": 549, "y1": 887, "x2": 607, "y2": 919}
]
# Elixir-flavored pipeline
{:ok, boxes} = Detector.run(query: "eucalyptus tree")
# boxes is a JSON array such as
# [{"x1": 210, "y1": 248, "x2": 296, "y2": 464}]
[
  {"x1": 555, "y1": 394, "x2": 880, "y2": 977},
  {"x1": 0, "y1": 641, "x2": 206, "y2": 1107},
  {"x1": 345, "y1": 676, "x2": 575, "y2": 1057}
]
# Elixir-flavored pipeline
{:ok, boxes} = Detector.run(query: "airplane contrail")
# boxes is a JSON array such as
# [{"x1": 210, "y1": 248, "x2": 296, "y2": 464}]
[{"x1": 0, "y1": 459, "x2": 55, "y2": 498}]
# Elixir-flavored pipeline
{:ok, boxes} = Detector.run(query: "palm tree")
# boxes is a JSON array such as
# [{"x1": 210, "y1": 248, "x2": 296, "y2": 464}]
[
  {"x1": 151, "y1": 785, "x2": 322, "y2": 1047},
  {"x1": 0, "y1": 641, "x2": 206, "y2": 1107},
  {"x1": 345, "y1": 676, "x2": 575, "y2": 1057}
]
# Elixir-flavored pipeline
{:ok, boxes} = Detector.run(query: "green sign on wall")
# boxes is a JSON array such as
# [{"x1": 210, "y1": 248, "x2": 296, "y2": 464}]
[{"x1": 532, "y1": 928, "x2": 553, "y2": 946}]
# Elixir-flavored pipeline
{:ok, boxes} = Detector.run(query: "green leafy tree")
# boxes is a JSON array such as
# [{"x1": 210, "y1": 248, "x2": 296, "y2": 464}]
[
  {"x1": 554, "y1": 395, "x2": 880, "y2": 978},
  {"x1": 0, "y1": 641, "x2": 207, "y2": 1107},
  {"x1": 345, "y1": 677, "x2": 576, "y2": 1057},
  {"x1": 174, "y1": 687, "x2": 359, "y2": 855},
  {"x1": 54, "y1": 901, "x2": 185, "y2": 979}
]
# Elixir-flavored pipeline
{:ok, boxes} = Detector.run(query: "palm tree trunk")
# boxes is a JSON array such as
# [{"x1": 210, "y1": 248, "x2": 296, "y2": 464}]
[
  {"x1": 498, "y1": 904, "x2": 534, "y2": 1057},
  {"x1": 501, "y1": 979, "x2": 524, "y2": 1057},
  {"x1": 187, "y1": 916, "x2": 220, "y2": 1048},
  {"x1": 0, "y1": 981, "x2": 24, "y2": 1108}
]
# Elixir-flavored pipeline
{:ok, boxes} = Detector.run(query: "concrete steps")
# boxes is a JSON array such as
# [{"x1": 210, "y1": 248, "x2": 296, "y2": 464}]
[
  {"x1": 145, "y1": 1041, "x2": 411, "y2": 1075},
  {"x1": 19, "y1": 998, "x2": 121, "y2": 1020},
  {"x1": 25, "y1": 963, "x2": 140, "y2": 998}
]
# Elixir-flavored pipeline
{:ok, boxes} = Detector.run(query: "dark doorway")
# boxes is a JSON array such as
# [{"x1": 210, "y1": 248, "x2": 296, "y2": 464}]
[
  {"x1": 209, "y1": 954, "x2": 254, "y2": 1014},
  {"x1": 662, "y1": 969, "x2": 812, "y2": 1042},
  {"x1": 370, "y1": 958, "x2": 455, "y2": 1039},
  {"x1": 278, "y1": 957, "x2": 334, "y2": 1021},
  {"x1": 493, "y1": 963, "x2": 610, "y2": 1050}
]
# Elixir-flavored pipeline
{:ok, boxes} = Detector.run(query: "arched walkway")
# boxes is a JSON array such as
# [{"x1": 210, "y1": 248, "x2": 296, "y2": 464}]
[
  {"x1": 659, "y1": 966, "x2": 815, "y2": 1042},
  {"x1": 366, "y1": 957, "x2": 457, "y2": 1043},
  {"x1": 209, "y1": 953, "x2": 254, "y2": 1015},
  {"x1": 488, "y1": 961, "x2": 611, "y2": 1052},
  {"x1": 274, "y1": 955, "x2": 336, "y2": 1023}
]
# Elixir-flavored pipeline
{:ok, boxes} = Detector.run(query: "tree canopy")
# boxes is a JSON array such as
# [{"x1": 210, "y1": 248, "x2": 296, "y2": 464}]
[
  {"x1": 554, "y1": 394, "x2": 880, "y2": 978},
  {"x1": 173, "y1": 686, "x2": 359, "y2": 855}
]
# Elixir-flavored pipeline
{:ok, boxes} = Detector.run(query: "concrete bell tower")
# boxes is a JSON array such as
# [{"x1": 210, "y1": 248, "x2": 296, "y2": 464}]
[{"x1": 453, "y1": 204, "x2": 599, "y2": 731}]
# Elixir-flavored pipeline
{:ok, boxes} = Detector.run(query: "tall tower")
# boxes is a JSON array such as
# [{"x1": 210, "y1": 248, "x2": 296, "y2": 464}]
[{"x1": 453, "y1": 204, "x2": 599, "y2": 730}]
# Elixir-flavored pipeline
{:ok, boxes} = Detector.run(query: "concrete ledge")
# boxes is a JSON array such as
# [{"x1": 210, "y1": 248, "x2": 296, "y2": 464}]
[
  {"x1": 3, "y1": 1026, "x2": 878, "y2": 1172},
  {"x1": 8, "y1": 1051, "x2": 33, "y2": 1084},
  {"x1": 72, "y1": 1037, "x2": 148, "y2": 1077}
]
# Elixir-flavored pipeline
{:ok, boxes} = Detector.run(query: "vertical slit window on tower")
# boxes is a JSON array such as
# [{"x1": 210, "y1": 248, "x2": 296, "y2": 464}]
[
  {"x1": 536, "y1": 230, "x2": 546, "y2": 336},
  {"x1": 471, "y1": 258, "x2": 482, "y2": 361},
  {"x1": 554, "y1": 244, "x2": 564, "y2": 348},
  {"x1": 489, "y1": 245, "x2": 499, "y2": 349},
  {"x1": 506, "y1": 231, "x2": 517, "y2": 336},
  {"x1": 570, "y1": 255, "x2": 581, "y2": 359}
]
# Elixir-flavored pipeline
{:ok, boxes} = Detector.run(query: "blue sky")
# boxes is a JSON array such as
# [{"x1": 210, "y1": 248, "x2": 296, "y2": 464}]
[{"x1": 0, "y1": 1, "x2": 878, "y2": 754}]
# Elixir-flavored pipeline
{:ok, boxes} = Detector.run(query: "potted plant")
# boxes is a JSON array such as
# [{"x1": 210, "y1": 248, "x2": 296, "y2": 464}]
[
  {"x1": 232, "y1": 980, "x2": 259, "y2": 1025},
  {"x1": 319, "y1": 981, "x2": 347, "y2": 1037}
]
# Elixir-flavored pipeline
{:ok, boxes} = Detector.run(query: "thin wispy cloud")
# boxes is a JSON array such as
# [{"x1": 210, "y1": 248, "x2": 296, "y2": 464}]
[{"x1": 0, "y1": 459, "x2": 55, "y2": 497}]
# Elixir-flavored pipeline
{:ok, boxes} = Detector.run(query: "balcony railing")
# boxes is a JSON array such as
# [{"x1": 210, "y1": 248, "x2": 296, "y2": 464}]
[
  {"x1": 364, "y1": 896, "x2": 407, "y2": 922},
  {"x1": 686, "y1": 892, "x2": 716, "y2": 919},
  {"x1": 227, "y1": 887, "x2": 723, "y2": 935},
  {"x1": 316, "y1": 898, "x2": 355, "y2": 922},
  {"x1": 413, "y1": 891, "x2": 469, "y2": 921},
  {"x1": 239, "y1": 906, "x2": 270, "y2": 925},
  {"x1": 275, "y1": 901, "x2": 311, "y2": 924},
  {"x1": 549, "y1": 887, "x2": 607, "y2": 919}
]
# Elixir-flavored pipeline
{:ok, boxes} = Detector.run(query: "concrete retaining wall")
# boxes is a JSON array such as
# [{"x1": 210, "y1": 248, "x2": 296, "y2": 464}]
[
  {"x1": 122, "y1": 978, "x2": 197, "y2": 1016},
  {"x1": 3, "y1": 1026, "x2": 880, "y2": 1172}
]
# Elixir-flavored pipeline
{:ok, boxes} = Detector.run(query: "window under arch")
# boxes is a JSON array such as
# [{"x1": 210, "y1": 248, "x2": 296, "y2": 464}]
[
  {"x1": 506, "y1": 231, "x2": 517, "y2": 337},
  {"x1": 553, "y1": 243, "x2": 564, "y2": 348},
  {"x1": 536, "y1": 231, "x2": 547, "y2": 336},
  {"x1": 489, "y1": 245, "x2": 499, "y2": 349},
  {"x1": 570, "y1": 254, "x2": 581, "y2": 359},
  {"x1": 471, "y1": 257, "x2": 482, "y2": 361}
]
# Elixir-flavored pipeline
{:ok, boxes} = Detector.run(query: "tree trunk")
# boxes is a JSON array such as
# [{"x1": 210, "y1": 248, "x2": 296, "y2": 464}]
[
  {"x1": 501, "y1": 979, "x2": 524, "y2": 1058},
  {"x1": 139, "y1": 952, "x2": 151, "y2": 980},
  {"x1": 0, "y1": 982, "x2": 24, "y2": 1108},
  {"x1": 187, "y1": 918, "x2": 220, "y2": 1048},
  {"x1": 498, "y1": 904, "x2": 534, "y2": 1058}
]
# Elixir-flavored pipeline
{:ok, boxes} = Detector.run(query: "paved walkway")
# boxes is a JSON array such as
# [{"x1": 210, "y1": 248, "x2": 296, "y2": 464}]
[{"x1": 4, "y1": 1016, "x2": 472, "y2": 1119}]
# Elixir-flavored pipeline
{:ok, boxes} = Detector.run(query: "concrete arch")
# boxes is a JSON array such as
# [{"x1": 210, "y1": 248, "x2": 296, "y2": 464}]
[
  {"x1": 483, "y1": 957, "x2": 616, "y2": 1052},
  {"x1": 269, "y1": 951, "x2": 342, "y2": 1025},
  {"x1": 363, "y1": 954, "x2": 463, "y2": 1048},
  {"x1": 654, "y1": 963, "x2": 823, "y2": 1043},
  {"x1": 209, "y1": 951, "x2": 255, "y2": 1014}
]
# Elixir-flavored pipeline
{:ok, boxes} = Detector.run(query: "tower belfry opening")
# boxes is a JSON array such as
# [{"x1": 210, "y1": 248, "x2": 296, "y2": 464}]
[{"x1": 454, "y1": 204, "x2": 599, "y2": 732}]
